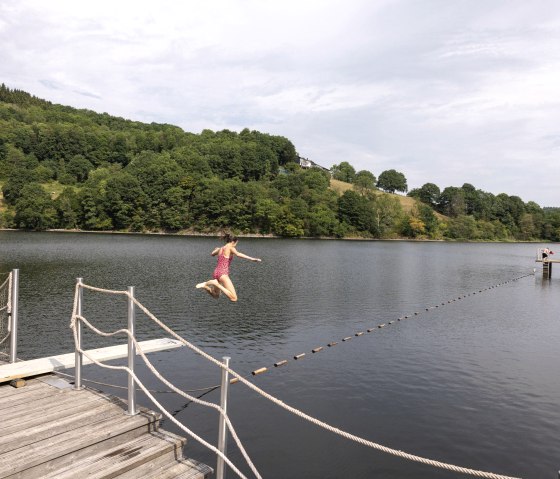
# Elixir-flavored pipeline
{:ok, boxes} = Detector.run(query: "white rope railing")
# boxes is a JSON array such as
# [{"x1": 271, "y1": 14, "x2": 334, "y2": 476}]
[
  {"x1": 70, "y1": 284, "x2": 261, "y2": 479},
  {"x1": 73, "y1": 281, "x2": 522, "y2": 479}
]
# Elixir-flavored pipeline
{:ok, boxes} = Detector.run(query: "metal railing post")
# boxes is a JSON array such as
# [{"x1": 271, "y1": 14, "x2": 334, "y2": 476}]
[
  {"x1": 9, "y1": 269, "x2": 19, "y2": 363},
  {"x1": 74, "y1": 278, "x2": 84, "y2": 390},
  {"x1": 126, "y1": 286, "x2": 137, "y2": 415},
  {"x1": 216, "y1": 356, "x2": 231, "y2": 479}
]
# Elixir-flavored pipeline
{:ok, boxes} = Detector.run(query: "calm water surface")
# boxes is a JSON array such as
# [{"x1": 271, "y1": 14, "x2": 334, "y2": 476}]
[{"x1": 2, "y1": 231, "x2": 559, "y2": 478}]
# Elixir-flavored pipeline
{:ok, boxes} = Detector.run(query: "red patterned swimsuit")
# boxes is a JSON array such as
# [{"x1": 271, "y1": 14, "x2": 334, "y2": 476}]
[{"x1": 213, "y1": 248, "x2": 233, "y2": 280}]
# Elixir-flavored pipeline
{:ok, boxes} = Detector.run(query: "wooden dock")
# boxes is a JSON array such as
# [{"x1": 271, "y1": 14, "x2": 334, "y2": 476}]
[
  {"x1": 535, "y1": 258, "x2": 558, "y2": 279},
  {"x1": 0, "y1": 374, "x2": 213, "y2": 478}
]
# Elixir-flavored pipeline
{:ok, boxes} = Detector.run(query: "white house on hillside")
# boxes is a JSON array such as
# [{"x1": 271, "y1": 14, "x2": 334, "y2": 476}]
[{"x1": 298, "y1": 156, "x2": 330, "y2": 172}]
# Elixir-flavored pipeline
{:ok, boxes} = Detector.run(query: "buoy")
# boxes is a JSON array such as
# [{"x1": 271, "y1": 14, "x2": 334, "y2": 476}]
[
  {"x1": 367, "y1": 328, "x2": 375, "y2": 332},
  {"x1": 355, "y1": 332, "x2": 364, "y2": 336},
  {"x1": 252, "y1": 367, "x2": 267, "y2": 376},
  {"x1": 294, "y1": 353, "x2": 306, "y2": 360},
  {"x1": 312, "y1": 347, "x2": 323, "y2": 353},
  {"x1": 328, "y1": 341, "x2": 338, "y2": 347},
  {"x1": 274, "y1": 360, "x2": 288, "y2": 367},
  {"x1": 342, "y1": 336, "x2": 352, "y2": 341},
  {"x1": 378, "y1": 324, "x2": 386, "y2": 328}
]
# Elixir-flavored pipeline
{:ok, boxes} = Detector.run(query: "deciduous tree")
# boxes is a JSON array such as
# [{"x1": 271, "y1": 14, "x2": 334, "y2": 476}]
[{"x1": 377, "y1": 169, "x2": 407, "y2": 194}]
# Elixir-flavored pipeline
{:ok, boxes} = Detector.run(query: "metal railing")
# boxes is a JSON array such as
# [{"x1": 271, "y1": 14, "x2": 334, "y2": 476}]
[
  {"x1": 10, "y1": 269, "x2": 19, "y2": 364},
  {"x1": 0, "y1": 269, "x2": 19, "y2": 363},
  {"x1": 72, "y1": 278, "x2": 233, "y2": 478}
]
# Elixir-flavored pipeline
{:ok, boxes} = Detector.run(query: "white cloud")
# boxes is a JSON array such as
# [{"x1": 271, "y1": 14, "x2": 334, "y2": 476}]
[{"x1": 1, "y1": 0, "x2": 559, "y2": 206}]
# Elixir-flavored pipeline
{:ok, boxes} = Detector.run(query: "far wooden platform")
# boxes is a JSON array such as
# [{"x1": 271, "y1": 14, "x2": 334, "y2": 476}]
[
  {"x1": 535, "y1": 259, "x2": 560, "y2": 263},
  {"x1": 0, "y1": 338, "x2": 182, "y2": 384},
  {"x1": 0, "y1": 375, "x2": 212, "y2": 478}
]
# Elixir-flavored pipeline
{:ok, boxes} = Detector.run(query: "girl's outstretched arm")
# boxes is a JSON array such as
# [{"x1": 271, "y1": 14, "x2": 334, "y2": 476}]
[
  {"x1": 232, "y1": 248, "x2": 261, "y2": 262},
  {"x1": 211, "y1": 247, "x2": 220, "y2": 256}
]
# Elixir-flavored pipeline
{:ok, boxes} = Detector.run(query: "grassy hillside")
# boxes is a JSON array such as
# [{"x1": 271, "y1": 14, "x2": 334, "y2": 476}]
[{"x1": 330, "y1": 178, "x2": 425, "y2": 215}]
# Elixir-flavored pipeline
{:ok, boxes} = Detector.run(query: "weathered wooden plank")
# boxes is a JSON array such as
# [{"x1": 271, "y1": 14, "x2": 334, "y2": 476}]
[
  {"x1": 44, "y1": 431, "x2": 184, "y2": 479},
  {"x1": 169, "y1": 461, "x2": 213, "y2": 479},
  {"x1": 0, "y1": 400, "x2": 124, "y2": 455},
  {"x1": 0, "y1": 385, "x2": 96, "y2": 418},
  {"x1": 0, "y1": 384, "x2": 115, "y2": 427},
  {"x1": 1, "y1": 393, "x2": 119, "y2": 434},
  {"x1": 0, "y1": 381, "x2": 41, "y2": 402},
  {"x1": 0, "y1": 409, "x2": 158, "y2": 477},
  {"x1": 133, "y1": 457, "x2": 214, "y2": 479},
  {"x1": 0, "y1": 372, "x2": 211, "y2": 479},
  {"x1": 0, "y1": 380, "x2": 44, "y2": 398},
  {"x1": 107, "y1": 444, "x2": 213, "y2": 479},
  {"x1": 0, "y1": 386, "x2": 66, "y2": 413},
  {"x1": 0, "y1": 337, "x2": 183, "y2": 383},
  {"x1": 115, "y1": 452, "x2": 190, "y2": 479},
  {"x1": 15, "y1": 415, "x2": 159, "y2": 479},
  {"x1": 0, "y1": 380, "x2": 49, "y2": 407},
  {"x1": 172, "y1": 460, "x2": 214, "y2": 479}
]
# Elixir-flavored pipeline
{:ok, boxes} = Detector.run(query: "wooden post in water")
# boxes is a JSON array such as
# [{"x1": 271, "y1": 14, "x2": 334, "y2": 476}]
[{"x1": 543, "y1": 261, "x2": 552, "y2": 279}]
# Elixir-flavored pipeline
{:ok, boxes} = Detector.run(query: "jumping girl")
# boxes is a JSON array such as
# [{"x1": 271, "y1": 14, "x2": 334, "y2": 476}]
[{"x1": 196, "y1": 233, "x2": 261, "y2": 302}]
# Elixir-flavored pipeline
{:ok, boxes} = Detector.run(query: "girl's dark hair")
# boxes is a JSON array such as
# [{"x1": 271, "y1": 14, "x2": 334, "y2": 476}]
[{"x1": 222, "y1": 232, "x2": 238, "y2": 243}]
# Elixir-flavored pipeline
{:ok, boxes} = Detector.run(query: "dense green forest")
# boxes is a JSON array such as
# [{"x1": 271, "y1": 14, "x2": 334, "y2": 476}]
[{"x1": 1, "y1": 84, "x2": 559, "y2": 241}]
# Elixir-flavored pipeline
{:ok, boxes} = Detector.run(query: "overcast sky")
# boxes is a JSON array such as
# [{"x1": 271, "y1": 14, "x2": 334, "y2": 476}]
[{"x1": 1, "y1": 0, "x2": 559, "y2": 207}]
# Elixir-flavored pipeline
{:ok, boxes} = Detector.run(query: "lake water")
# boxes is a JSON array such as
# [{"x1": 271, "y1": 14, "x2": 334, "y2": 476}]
[{"x1": 1, "y1": 231, "x2": 559, "y2": 479}]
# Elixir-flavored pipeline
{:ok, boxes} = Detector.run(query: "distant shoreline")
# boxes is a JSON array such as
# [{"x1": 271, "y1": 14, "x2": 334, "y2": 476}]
[{"x1": 1, "y1": 228, "x2": 554, "y2": 244}]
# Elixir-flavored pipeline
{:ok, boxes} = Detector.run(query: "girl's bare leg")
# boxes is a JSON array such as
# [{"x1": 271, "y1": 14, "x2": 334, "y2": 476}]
[
  {"x1": 218, "y1": 276, "x2": 237, "y2": 302},
  {"x1": 197, "y1": 277, "x2": 237, "y2": 302},
  {"x1": 203, "y1": 278, "x2": 235, "y2": 301},
  {"x1": 196, "y1": 281, "x2": 221, "y2": 299}
]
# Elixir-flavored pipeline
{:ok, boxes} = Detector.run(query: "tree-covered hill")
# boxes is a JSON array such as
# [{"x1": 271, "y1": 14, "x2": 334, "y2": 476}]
[{"x1": 1, "y1": 84, "x2": 559, "y2": 241}]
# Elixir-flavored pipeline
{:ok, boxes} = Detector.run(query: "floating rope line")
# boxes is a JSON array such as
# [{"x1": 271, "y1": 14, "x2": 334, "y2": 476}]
[
  {"x1": 71, "y1": 278, "x2": 529, "y2": 479},
  {"x1": 244, "y1": 273, "x2": 534, "y2": 380}
]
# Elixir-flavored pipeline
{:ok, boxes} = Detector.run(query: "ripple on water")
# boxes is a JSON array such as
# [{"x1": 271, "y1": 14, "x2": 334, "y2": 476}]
[{"x1": 2, "y1": 233, "x2": 559, "y2": 479}]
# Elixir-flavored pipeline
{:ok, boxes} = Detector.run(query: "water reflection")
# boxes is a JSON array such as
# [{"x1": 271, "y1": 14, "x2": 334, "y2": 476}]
[{"x1": 2, "y1": 231, "x2": 559, "y2": 479}]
